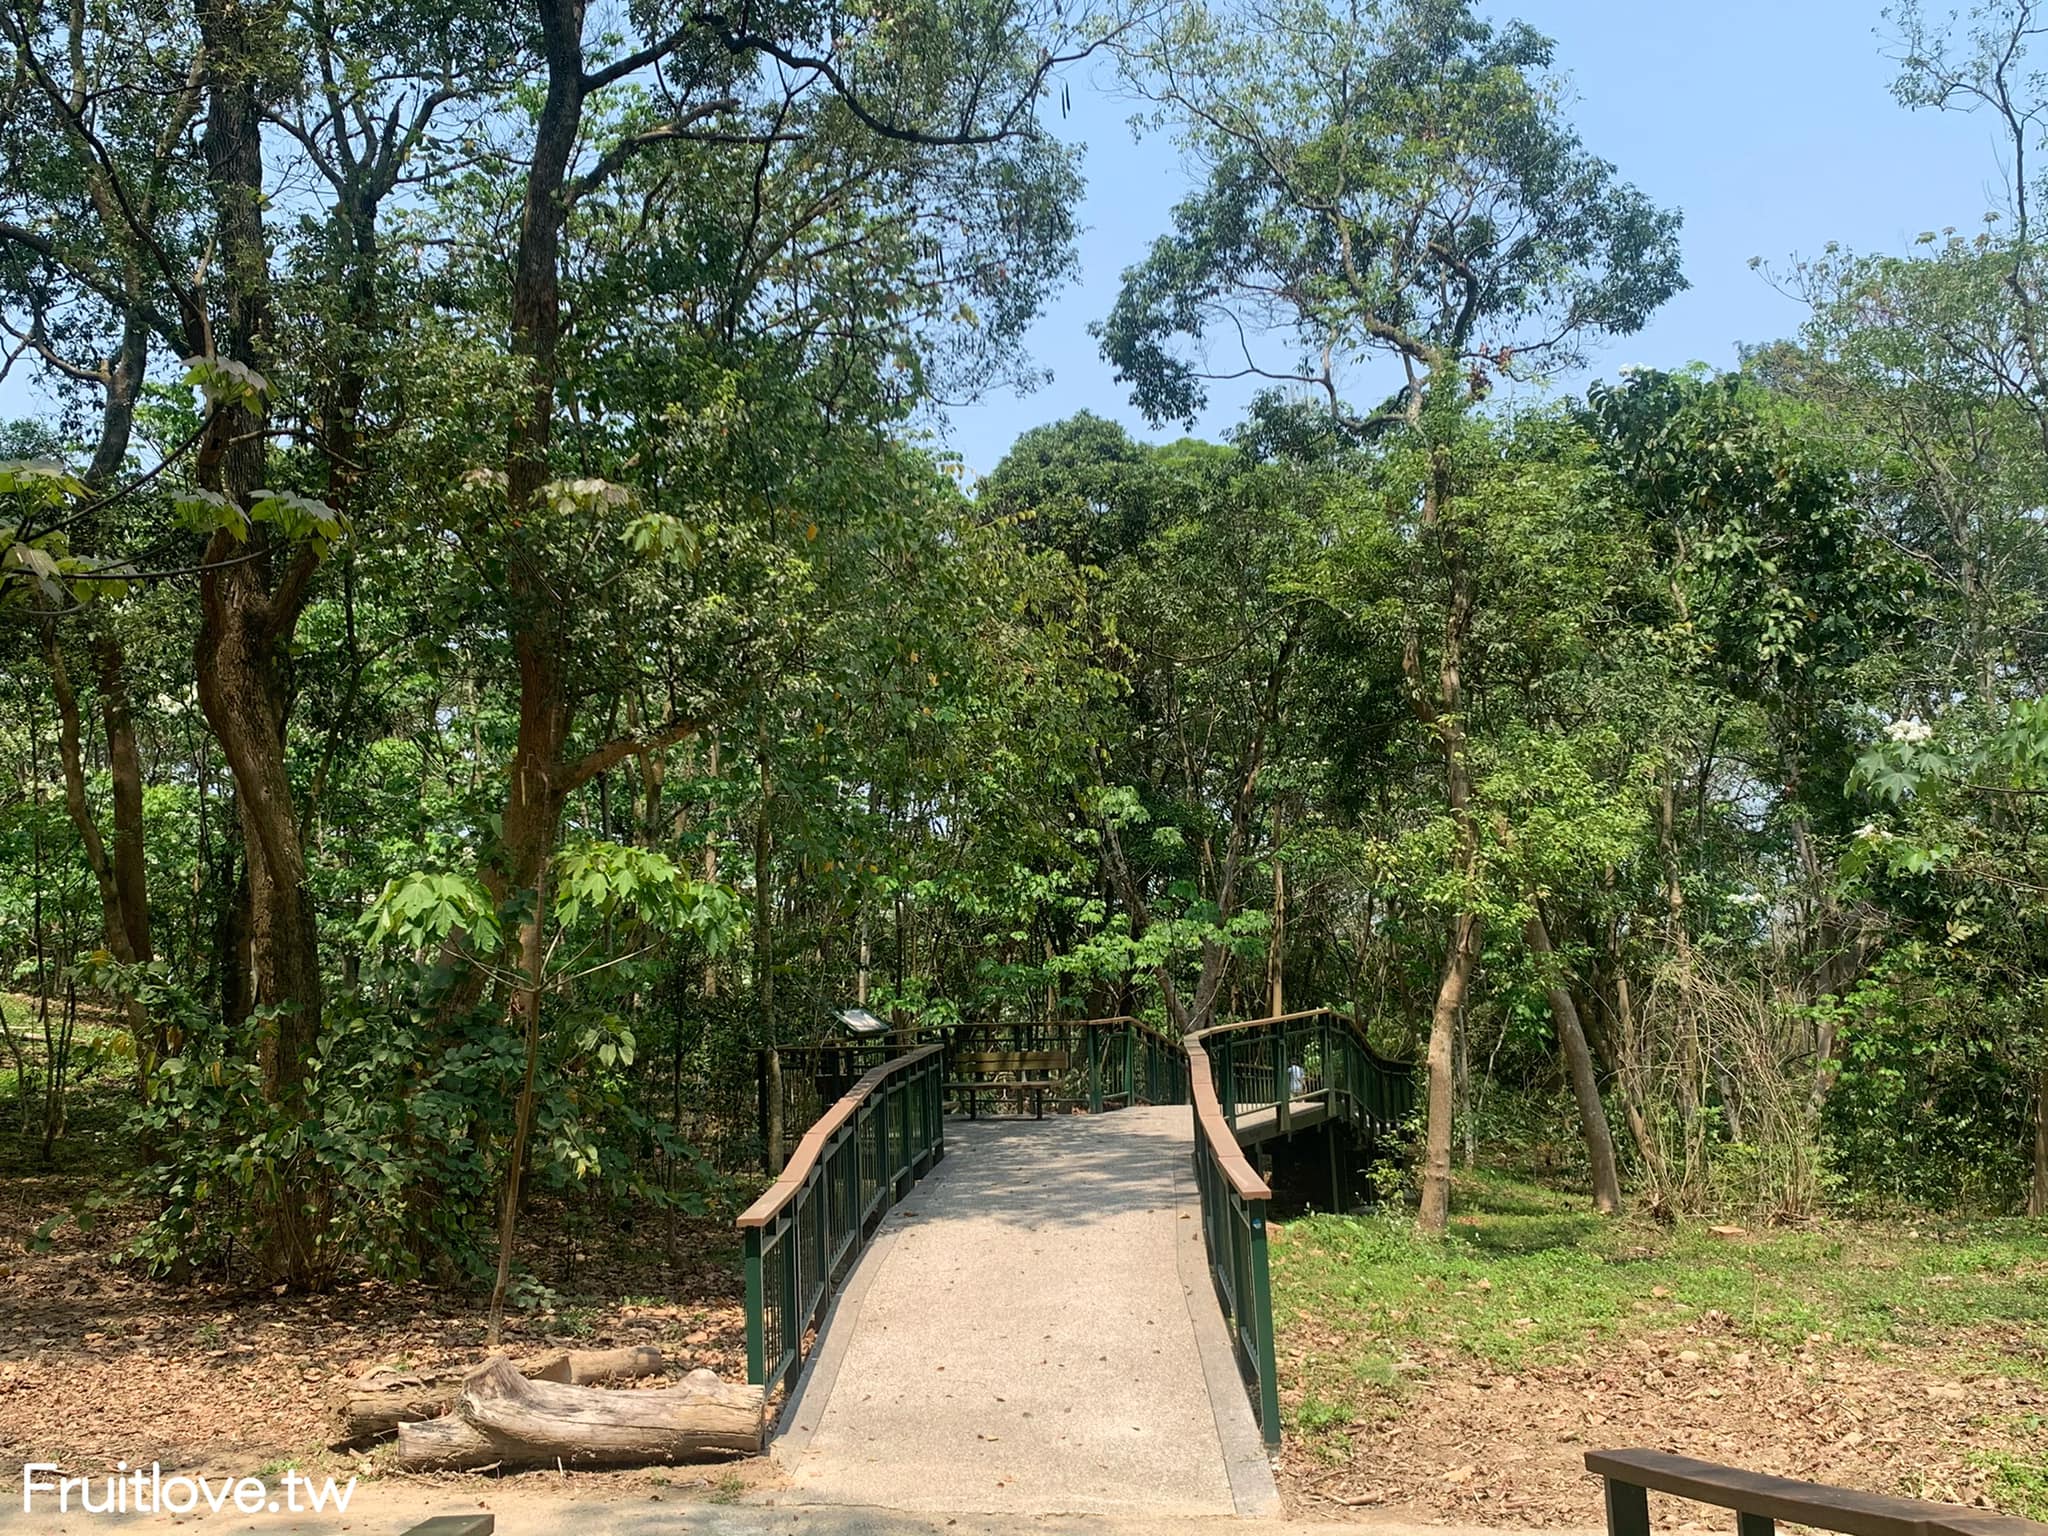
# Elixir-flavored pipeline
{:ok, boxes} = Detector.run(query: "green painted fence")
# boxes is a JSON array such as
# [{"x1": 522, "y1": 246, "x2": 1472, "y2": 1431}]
[
  {"x1": 740, "y1": 1008, "x2": 1410, "y2": 1454},
  {"x1": 736, "y1": 1043, "x2": 945, "y2": 1395}
]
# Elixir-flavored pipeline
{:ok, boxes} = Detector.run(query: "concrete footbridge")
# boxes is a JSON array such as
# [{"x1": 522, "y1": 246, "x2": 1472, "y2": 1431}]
[{"x1": 736, "y1": 1012, "x2": 1415, "y2": 1515}]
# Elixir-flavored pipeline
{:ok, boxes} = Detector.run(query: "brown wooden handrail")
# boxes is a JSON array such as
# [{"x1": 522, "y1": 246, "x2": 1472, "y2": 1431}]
[
  {"x1": 1186, "y1": 1034, "x2": 1271, "y2": 1200},
  {"x1": 1185, "y1": 1005, "x2": 1333, "y2": 1041},
  {"x1": 1070, "y1": 1013, "x2": 1187, "y2": 1051},
  {"x1": 1185, "y1": 1005, "x2": 1416, "y2": 1077},
  {"x1": 736, "y1": 1044, "x2": 943, "y2": 1230},
  {"x1": 1586, "y1": 1450, "x2": 2048, "y2": 1536}
]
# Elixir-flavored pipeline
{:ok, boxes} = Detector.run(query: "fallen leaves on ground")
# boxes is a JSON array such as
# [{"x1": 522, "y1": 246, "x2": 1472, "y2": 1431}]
[
  {"x1": 0, "y1": 1162, "x2": 749, "y2": 1481},
  {"x1": 1279, "y1": 1323, "x2": 2048, "y2": 1526}
]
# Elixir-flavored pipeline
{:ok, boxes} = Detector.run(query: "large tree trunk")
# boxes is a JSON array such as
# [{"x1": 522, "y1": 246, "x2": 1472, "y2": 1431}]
[
  {"x1": 331, "y1": 1347, "x2": 666, "y2": 1443},
  {"x1": 394, "y1": 1358, "x2": 763, "y2": 1470},
  {"x1": 1407, "y1": 440, "x2": 1482, "y2": 1237},
  {"x1": 1524, "y1": 912, "x2": 1621, "y2": 1214},
  {"x1": 190, "y1": 0, "x2": 328, "y2": 1284}
]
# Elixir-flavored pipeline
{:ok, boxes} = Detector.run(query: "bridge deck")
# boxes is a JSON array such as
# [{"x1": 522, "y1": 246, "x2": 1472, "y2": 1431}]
[
  {"x1": 1228, "y1": 1094, "x2": 1333, "y2": 1144},
  {"x1": 772, "y1": 1108, "x2": 1277, "y2": 1516}
]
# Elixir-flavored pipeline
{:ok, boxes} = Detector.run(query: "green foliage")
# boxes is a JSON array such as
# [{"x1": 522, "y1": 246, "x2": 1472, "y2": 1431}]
[
  {"x1": 1101, "y1": 0, "x2": 1684, "y2": 426},
  {"x1": 3, "y1": 0, "x2": 2046, "y2": 1305},
  {"x1": 1822, "y1": 948, "x2": 2041, "y2": 1209}
]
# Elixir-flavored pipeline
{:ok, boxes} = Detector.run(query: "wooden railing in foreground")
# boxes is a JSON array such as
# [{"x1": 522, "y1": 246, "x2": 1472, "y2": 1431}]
[
  {"x1": 1586, "y1": 1450, "x2": 2048, "y2": 1536},
  {"x1": 1186, "y1": 1031, "x2": 1282, "y2": 1452},
  {"x1": 736, "y1": 1044, "x2": 945, "y2": 1395}
]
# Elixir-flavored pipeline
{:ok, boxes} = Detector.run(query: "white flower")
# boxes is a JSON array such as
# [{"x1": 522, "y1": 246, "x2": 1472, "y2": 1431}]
[
  {"x1": 1726, "y1": 891, "x2": 1769, "y2": 908},
  {"x1": 1854, "y1": 822, "x2": 1889, "y2": 842},
  {"x1": 1886, "y1": 717, "x2": 1934, "y2": 745}
]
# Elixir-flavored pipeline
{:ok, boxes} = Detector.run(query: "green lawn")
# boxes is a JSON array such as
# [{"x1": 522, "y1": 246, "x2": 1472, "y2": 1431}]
[{"x1": 1270, "y1": 1170, "x2": 2048, "y2": 1486}]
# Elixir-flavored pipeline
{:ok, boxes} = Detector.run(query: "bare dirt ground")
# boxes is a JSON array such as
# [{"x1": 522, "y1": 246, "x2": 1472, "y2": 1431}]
[
  {"x1": 5, "y1": 1100, "x2": 2042, "y2": 1528},
  {"x1": 1275, "y1": 1283, "x2": 2048, "y2": 1526},
  {"x1": 0, "y1": 1155, "x2": 753, "y2": 1490}
]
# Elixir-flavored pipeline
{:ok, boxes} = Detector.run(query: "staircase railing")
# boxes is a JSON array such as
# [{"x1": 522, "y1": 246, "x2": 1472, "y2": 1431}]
[{"x1": 736, "y1": 1043, "x2": 945, "y2": 1394}]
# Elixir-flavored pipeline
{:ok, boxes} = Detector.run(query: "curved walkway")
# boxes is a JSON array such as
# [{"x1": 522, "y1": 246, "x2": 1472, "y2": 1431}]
[{"x1": 770, "y1": 1107, "x2": 1279, "y2": 1517}]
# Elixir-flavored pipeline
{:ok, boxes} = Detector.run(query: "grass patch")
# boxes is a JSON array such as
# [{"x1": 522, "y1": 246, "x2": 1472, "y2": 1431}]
[
  {"x1": 1272, "y1": 1169, "x2": 2048, "y2": 1455},
  {"x1": 1973, "y1": 1446, "x2": 2048, "y2": 1521}
]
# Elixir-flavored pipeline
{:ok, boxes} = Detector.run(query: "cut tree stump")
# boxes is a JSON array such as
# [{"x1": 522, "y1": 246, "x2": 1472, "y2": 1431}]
[
  {"x1": 392, "y1": 1358, "x2": 764, "y2": 1470},
  {"x1": 331, "y1": 1346, "x2": 666, "y2": 1444}
]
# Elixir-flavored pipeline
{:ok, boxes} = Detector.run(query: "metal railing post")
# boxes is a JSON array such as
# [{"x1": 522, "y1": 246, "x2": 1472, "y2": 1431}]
[
  {"x1": 1248, "y1": 1196, "x2": 1280, "y2": 1450},
  {"x1": 743, "y1": 1228, "x2": 767, "y2": 1385},
  {"x1": 1275, "y1": 1017, "x2": 1291, "y2": 1137}
]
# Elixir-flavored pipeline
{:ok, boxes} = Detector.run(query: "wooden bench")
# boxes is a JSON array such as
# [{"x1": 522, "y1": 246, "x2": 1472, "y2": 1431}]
[
  {"x1": 947, "y1": 1050, "x2": 1071, "y2": 1119},
  {"x1": 1586, "y1": 1449, "x2": 2048, "y2": 1536}
]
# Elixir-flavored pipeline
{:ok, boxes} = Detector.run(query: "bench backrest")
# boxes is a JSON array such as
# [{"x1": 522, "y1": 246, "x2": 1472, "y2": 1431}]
[{"x1": 955, "y1": 1050, "x2": 1070, "y2": 1074}]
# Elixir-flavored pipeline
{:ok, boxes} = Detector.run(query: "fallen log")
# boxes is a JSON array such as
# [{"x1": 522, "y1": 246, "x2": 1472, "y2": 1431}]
[
  {"x1": 528, "y1": 1345, "x2": 666, "y2": 1386},
  {"x1": 393, "y1": 1358, "x2": 764, "y2": 1470},
  {"x1": 331, "y1": 1346, "x2": 665, "y2": 1444}
]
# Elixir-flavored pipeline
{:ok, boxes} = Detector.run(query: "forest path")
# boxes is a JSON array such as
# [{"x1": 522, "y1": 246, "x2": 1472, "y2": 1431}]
[{"x1": 769, "y1": 1109, "x2": 1279, "y2": 1517}]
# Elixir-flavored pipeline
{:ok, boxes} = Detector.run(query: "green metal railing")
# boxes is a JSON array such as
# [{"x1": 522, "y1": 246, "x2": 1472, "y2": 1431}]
[
  {"x1": 736, "y1": 1043, "x2": 945, "y2": 1395},
  {"x1": 933, "y1": 1017, "x2": 1188, "y2": 1115},
  {"x1": 1186, "y1": 1030, "x2": 1282, "y2": 1451},
  {"x1": 1182, "y1": 1008, "x2": 1414, "y2": 1450},
  {"x1": 743, "y1": 1007, "x2": 1409, "y2": 1455},
  {"x1": 1190, "y1": 1007, "x2": 1414, "y2": 1143}
]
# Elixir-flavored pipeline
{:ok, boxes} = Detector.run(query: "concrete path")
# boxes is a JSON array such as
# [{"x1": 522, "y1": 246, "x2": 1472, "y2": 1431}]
[
  {"x1": 8, "y1": 1481, "x2": 1598, "y2": 1536},
  {"x1": 771, "y1": 1108, "x2": 1278, "y2": 1518}
]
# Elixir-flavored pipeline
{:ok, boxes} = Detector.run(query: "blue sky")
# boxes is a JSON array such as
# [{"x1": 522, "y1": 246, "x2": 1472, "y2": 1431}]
[{"x1": 940, "y1": 0, "x2": 2009, "y2": 478}]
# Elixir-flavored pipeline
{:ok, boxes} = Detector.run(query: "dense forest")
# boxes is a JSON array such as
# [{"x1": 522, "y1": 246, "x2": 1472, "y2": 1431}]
[{"x1": 1, "y1": 0, "x2": 2044, "y2": 1310}]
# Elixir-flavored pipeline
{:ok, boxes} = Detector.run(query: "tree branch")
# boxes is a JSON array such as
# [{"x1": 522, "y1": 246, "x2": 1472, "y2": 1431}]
[{"x1": 556, "y1": 716, "x2": 703, "y2": 792}]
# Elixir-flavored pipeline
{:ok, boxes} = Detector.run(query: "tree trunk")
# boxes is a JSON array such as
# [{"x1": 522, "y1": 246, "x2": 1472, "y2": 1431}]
[
  {"x1": 486, "y1": 859, "x2": 549, "y2": 1348},
  {"x1": 1609, "y1": 970, "x2": 1673, "y2": 1201},
  {"x1": 331, "y1": 1347, "x2": 666, "y2": 1444},
  {"x1": 2030, "y1": 1066, "x2": 2048, "y2": 1219},
  {"x1": 461, "y1": 2, "x2": 703, "y2": 1004},
  {"x1": 1267, "y1": 813, "x2": 1287, "y2": 1018},
  {"x1": 192, "y1": 0, "x2": 325, "y2": 1138},
  {"x1": 95, "y1": 630, "x2": 152, "y2": 968},
  {"x1": 1408, "y1": 438, "x2": 1482, "y2": 1237},
  {"x1": 1418, "y1": 911, "x2": 1481, "y2": 1233},
  {"x1": 755, "y1": 725, "x2": 783, "y2": 1173},
  {"x1": 1524, "y1": 912, "x2": 1621, "y2": 1213},
  {"x1": 393, "y1": 1358, "x2": 762, "y2": 1470}
]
